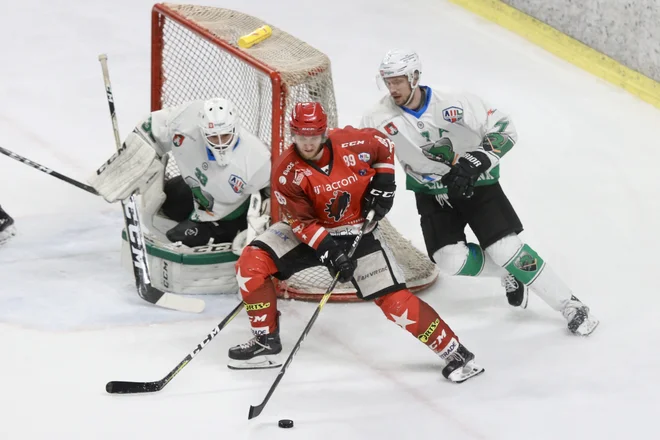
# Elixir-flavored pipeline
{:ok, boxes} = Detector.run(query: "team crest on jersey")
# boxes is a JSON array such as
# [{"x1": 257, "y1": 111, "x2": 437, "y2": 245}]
[
  {"x1": 324, "y1": 191, "x2": 351, "y2": 221},
  {"x1": 443, "y1": 106, "x2": 463, "y2": 123},
  {"x1": 384, "y1": 122, "x2": 399, "y2": 136},
  {"x1": 421, "y1": 138, "x2": 456, "y2": 166},
  {"x1": 228, "y1": 174, "x2": 246, "y2": 193},
  {"x1": 293, "y1": 169, "x2": 305, "y2": 186},
  {"x1": 358, "y1": 152, "x2": 371, "y2": 162},
  {"x1": 172, "y1": 134, "x2": 185, "y2": 147}
]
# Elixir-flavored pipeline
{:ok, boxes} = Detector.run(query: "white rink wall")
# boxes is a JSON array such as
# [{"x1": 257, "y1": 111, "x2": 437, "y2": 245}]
[{"x1": 501, "y1": 0, "x2": 660, "y2": 81}]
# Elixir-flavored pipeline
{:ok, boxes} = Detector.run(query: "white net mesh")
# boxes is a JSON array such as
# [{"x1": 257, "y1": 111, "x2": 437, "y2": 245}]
[{"x1": 154, "y1": 4, "x2": 438, "y2": 299}]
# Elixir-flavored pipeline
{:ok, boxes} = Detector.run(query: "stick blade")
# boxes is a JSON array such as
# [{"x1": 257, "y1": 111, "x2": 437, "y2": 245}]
[
  {"x1": 248, "y1": 404, "x2": 264, "y2": 420},
  {"x1": 106, "y1": 380, "x2": 163, "y2": 394},
  {"x1": 155, "y1": 292, "x2": 205, "y2": 313}
]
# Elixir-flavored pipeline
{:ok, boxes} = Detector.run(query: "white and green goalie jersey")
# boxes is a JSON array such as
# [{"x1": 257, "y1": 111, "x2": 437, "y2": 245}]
[
  {"x1": 141, "y1": 100, "x2": 271, "y2": 222},
  {"x1": 360, "y1": 86, "x2": 518, "y2": 195}
]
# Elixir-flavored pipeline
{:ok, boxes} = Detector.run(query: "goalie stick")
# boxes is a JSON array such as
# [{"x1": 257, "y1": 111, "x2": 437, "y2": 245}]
[
  {"x1": 98, "y1": 54, "x2": 204, "y2": 314},
  {"x1": 106, "y1": 300, "x2": 244, "y2": 394},
  {"x1": 248, "y1": 210, "x2": 375, "y2": 420},
  {"x1": 0, "y1": 145, "x2": 99, "y2": 195}
]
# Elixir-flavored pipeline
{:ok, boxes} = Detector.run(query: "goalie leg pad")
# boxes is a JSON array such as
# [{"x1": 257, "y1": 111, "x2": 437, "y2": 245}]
[
  {"x1": 121, "y1": 232, "x2": 238, "y2": 295},
  {"x1": 236, "y1": 246, "x2": 280, "y2": 334},
  {"x1": 375, "y1": 289, "x2": 458, "y2": 354}
]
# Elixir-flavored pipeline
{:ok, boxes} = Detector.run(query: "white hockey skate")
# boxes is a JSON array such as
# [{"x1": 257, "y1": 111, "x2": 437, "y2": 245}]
[{"x1": 562, "y1": 296, "x2": 599, "y2": 336}]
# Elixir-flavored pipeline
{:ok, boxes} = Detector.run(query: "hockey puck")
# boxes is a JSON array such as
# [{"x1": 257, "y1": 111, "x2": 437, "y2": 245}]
[{"x1": 278, "y1": 419, "x2": 294, "y2": 429}]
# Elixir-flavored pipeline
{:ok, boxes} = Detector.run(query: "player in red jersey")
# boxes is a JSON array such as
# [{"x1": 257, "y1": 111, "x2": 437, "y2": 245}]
[{"x1": 227, "y1": 102, "x2": 484, "y2": 383}]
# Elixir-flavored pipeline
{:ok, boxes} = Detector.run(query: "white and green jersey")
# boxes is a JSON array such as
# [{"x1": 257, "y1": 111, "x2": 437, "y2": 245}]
[
  {"x1": 360, "y1": 86, "x2": 517, "y2": 195},
  {"x1": 142, "y1": 100, "x2": 271, "y2": 221}
]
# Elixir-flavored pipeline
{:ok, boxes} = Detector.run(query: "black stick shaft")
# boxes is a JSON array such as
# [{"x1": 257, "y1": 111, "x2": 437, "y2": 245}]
[
  {"x1": 0, "y1": 145, "x2": 98, "y2": 195},
  {"x1": 248, "y1": 211, "x2": 375, "y2": 419}
]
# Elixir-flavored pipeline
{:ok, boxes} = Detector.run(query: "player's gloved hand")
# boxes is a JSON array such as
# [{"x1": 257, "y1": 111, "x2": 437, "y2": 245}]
[
  {"x1": 316, "y1": 236, "x2": 357, "y2": 283},
  {"x1": 441, "y1": 151, "x2": 491, "y2": 199},
  {"x1": 362, "y1": 174, "x2": 396, "y2": 222}
]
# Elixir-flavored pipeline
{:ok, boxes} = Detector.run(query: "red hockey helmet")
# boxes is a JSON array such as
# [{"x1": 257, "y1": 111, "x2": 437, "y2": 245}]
[{"x1": 290, "y1": 102, "x2": 327, "y2": 136}]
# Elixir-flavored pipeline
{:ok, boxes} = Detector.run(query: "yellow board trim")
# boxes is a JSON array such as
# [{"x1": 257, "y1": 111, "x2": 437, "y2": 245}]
[{"x1": 448, "y1": 0, "x2": 660, "y2": 109}]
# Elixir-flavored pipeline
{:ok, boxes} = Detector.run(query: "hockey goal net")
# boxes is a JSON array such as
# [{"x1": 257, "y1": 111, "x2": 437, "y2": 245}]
[{"x1": 152, "y1": 3, "x2": 438, "y2": 301}]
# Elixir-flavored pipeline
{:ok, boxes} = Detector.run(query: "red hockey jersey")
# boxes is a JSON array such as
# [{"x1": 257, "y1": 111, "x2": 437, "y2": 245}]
[{"x1": 272, "y1": 126, "x2": 395, "y2": 250}]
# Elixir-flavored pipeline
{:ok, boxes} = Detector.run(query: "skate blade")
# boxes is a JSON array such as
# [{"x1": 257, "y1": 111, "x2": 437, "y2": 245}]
[
  {"x1": 519, "y1": 287, "x2": 529, "y2": 309},
  {"x1": 227, "y1": 356, "x2": 282, "y2": 370},
  {"x1": 572, "y1": 316, "x2": 599, "y2": 336},
  {"x1": 447, "y1": 361, "x2": 485, "y2": 383}
]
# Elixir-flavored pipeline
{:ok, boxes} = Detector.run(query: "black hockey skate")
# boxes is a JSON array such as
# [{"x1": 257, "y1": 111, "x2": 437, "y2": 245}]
[
  {"x1": 562, "y1": 295, "x2": 599, "y2": 336},
  {"x1": 441, "y1": 342, "x2": 485, "y2": 383},
  {"x1": 228, "y1": 317, "x2": 282, "y2": 370},
  {"x1": 0, "y1": 206, "x2": 16, "y2": 246},
  {"x1": 502, "y1": 273, "x2": 528, "y2": 308}
]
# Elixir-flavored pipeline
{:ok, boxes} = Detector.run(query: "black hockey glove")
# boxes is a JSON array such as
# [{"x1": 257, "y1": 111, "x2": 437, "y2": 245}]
[
  {"x1": 441, "y1": 151, "x2": 491, "y2": 199},
  {"x1": 362, "y1": 174, "x2": 396, "y2": 222},
  {"x1": 316, "y1": 236, "x2": 357, "y2": 283}
]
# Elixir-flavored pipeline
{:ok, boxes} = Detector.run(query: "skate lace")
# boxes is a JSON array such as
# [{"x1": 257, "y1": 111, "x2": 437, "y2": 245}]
[
  {"x1": 501, "y1": 274, "x2": 519, "y2": 293},
  {"x1": 238, "y1": 336, "x2": 269, "y2": 350},
  {"x1": 444, "y1": 350, "x2": 464, "y2": 365}
]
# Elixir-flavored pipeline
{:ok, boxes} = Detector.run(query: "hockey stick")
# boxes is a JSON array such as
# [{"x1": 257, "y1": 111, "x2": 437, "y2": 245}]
[
  {"x1": 98, "y1": 54, "x2": 204, "y2": 313},
  {"x1": 106, "y1": 300, "x2": 244, "y2": 394},
  {"x1": 0, "y1": 145, "x2": 99, "y2": 195},
  {"x1": 248, "y1": 210, "x2": 376, "y2": 420}
]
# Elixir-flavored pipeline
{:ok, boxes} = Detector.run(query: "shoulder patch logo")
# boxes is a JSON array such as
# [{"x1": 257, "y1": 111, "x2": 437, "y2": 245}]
[
  {"x1": 293, "y1": 169, "x2": 305, "y2": 186},
  {"x1": 172, "y1": 133, "x2": 185, "y2": 147},
  {"x1": 358, "y1": 152, "x2": 371, "y2": 162},
  {"x1": 324, "y1": 191, "x2": 351, "y2": 221},
  {"x1": 228, "y1": 174, "x2": 246, "y2": 193},
  {"x1": 442, "y1": 106, "x2": 463, "y2": 123},
  {"x1": 384, "y1": 122, "x2": 399, "y2": 136}
]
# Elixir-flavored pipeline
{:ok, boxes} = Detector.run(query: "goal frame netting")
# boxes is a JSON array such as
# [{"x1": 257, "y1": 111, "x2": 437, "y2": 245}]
[{"x1": 150, "y1": 3, "x2": 438, "y2": 301}]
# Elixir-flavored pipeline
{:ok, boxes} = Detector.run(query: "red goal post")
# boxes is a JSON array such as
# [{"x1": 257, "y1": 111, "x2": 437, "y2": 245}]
[{"x1": 150, "y1": 3, "x2": 438, "y2": 301}]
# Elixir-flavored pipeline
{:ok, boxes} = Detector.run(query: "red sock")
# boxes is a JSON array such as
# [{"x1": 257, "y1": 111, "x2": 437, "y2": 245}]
[
  {"x1": 375, "y1": 289, "x2": 458, "y2": 355},
  {"x1": 236, "y1": 246, "x2": 279, "y2": 334}
]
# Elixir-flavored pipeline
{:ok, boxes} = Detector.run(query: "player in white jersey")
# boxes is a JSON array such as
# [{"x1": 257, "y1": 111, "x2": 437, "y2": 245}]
[
  {"x1": 90, "y1": 98, "x2": 271, "y2": 294},
  {"x1": 0, "y1": 205, "x2": 16, "y2": 246},
  {"x1": 361, "y1": 49, "x2": 598, "y2": 336}
]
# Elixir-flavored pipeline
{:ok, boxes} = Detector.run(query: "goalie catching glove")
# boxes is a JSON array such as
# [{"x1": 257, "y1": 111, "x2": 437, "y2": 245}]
[
  {"x1": 89, "y1": 131, "x2": 163, "y2": 203},
  {"x1": 440, "y1": 150, "x2": 490, "y2": 199},
  {"x1": 316, "y1": 236, "x2": 356, "y2": 283},
  {"x1": 362, "y1": 174, "x2": 395, "y2": 222}
]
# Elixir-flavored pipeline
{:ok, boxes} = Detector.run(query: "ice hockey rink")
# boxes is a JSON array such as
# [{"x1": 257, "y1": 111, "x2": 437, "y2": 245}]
[{"x1": 2, "y1": 0, "x2": 659, "y2": 438}]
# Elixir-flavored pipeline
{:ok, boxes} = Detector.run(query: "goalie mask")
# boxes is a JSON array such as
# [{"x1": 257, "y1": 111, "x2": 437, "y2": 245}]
[
  {"x1": 378, "y1": 49, "x2": 422, "y2": 107},
  {"x1": 199, "y1": 98, "x2": 239, "y2": 167}
]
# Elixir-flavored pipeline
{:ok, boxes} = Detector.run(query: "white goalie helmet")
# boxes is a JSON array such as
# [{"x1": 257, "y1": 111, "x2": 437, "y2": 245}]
[
  {"x1": 198, "y1": 98, "x2": 240, "y2": 167},
  {"x1": 378, "y1": 49, "x2": 422, "y2": 105}
]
